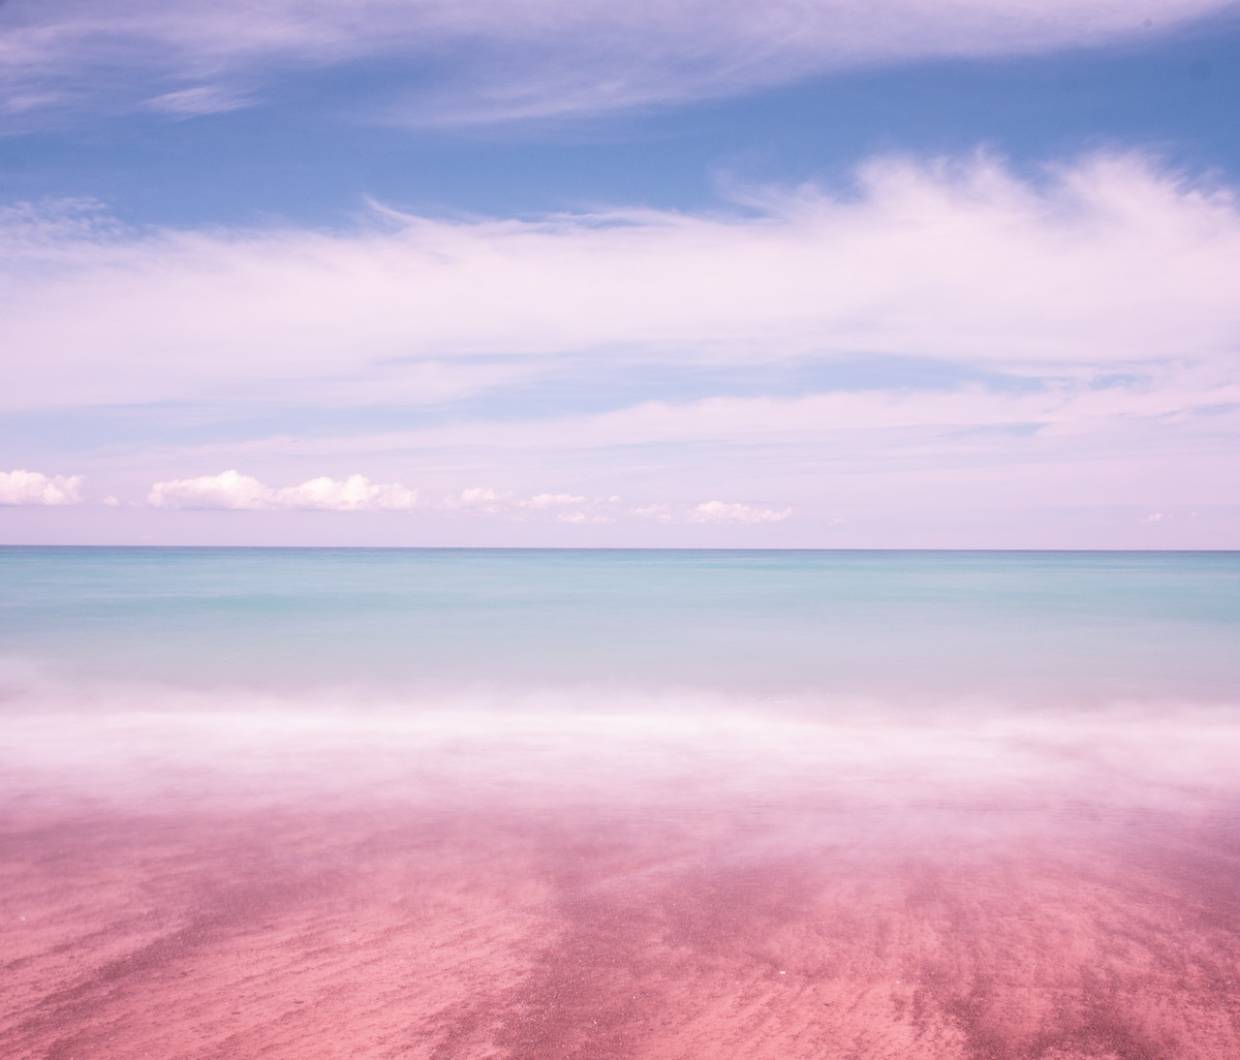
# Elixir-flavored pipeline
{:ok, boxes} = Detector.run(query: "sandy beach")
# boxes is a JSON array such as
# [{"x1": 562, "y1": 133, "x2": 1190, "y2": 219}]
[{"x1": 4, "y1": 708, "x2": 1239, "y2": 1060}]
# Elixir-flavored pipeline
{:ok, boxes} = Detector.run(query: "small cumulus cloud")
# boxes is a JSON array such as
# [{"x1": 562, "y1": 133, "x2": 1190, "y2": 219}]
[
  {"x1": 439, "y1": 487, "x2": 508, "y2": 514},
  {"x1": 147, "y1": 470, "x2": 417, "y2": 512},
  {"x1": 56, "y1": 472, "x2": 794, "y2": 528},
  {"x1": 148, "y1": 470, "x2": 269, "y2": 510},
  {"x1": 276, "y1": 475, "x2": 417, "y2": 512},
  {"x1": 629, "y1": 504, "x2": 674, "y2": 523},
  {"x1": 0, "y1": 469, "x2": 84, "y2": 506},
  {"x1": 520, "y1": 492, "x2": 587, "y2": 510},
  {"x1": 433, "y1": 489, "x2": 788, "y2": 526},
  {"x1": 689, "y1": 501, "x2": 792, "y2": 525},
  {"x1": 440, "y1": 488, "x2": 595, "y2": 517},
  {"x1": 628, "y1": 500, "x2": 792, "y2": 524}
]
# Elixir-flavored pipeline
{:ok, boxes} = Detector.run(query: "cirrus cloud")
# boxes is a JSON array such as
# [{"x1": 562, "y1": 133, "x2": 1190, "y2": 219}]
[
  {"x1": 1, "y1": 0, "x2": 1232, "y2": 126},
  {"x1": 143, "y1": 85, "x2": 254, "y2": 117}
]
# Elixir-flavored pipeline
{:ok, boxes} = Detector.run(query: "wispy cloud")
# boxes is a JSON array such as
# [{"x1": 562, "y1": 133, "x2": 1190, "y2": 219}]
[
  {"x1": 1, "y1": 91, "x2": 67, "y2": 116},
  {"x1": 143, "y1": 85, "x2": 254, "y2": 118},
  {"x1": 399, "y1": 378, "x2": 1240, "y2": 452},
  {"x1": 0, "y1": 469, "x2": 84, "y2": 506},
  {"x1": 5, "y1": 154, "x2": 1240, "y2": 412},
  {"x1": 2, "y1": 1, "x2": 1231, "y2": 126}
]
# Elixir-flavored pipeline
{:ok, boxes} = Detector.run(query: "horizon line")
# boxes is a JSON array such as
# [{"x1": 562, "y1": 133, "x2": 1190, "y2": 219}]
[{"x1": 2, "y1": 544, "x2": 1237, "y2": 555}]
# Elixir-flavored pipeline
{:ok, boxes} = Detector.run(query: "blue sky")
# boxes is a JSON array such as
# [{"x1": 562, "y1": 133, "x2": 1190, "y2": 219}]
[{"x1": 3, "y1": 1, "x2": 1240, "y2": 546}]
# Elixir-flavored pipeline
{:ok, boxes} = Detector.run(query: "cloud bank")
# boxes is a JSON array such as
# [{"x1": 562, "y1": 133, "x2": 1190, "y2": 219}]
[
  {"x1": 140, "y1": 473, "x2": 792, "y2": 526},
  {"x1": 0, "y1": 470, "x2": 84, "y2": 506},
  {"x1": 4, "y1": 154, "x2": 1240, "y2": 411},
  {"x1": 2, "y1": 1, "x2": 1233, "y2": 125}
]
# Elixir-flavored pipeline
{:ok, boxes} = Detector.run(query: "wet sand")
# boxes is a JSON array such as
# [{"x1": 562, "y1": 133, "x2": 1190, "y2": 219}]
[{"x1": 2, "y1": 708, "x2": 1240, "y2": 1059}]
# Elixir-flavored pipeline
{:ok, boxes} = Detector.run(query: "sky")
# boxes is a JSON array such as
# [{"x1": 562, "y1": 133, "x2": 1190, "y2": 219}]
[{"x1": 2, "y1": 0, "x2": 1240, "y2": 548}]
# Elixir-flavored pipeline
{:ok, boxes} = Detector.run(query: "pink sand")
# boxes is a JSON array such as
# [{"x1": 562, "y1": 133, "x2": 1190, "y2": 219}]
[{"x1": 2, "y1": 710, "x2": 1239, "y2": 1059}]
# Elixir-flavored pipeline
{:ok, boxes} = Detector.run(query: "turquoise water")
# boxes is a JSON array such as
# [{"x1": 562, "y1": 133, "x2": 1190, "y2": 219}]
[{"x1": 2, "y1": 547, "x2": 1238, "y2": 709}]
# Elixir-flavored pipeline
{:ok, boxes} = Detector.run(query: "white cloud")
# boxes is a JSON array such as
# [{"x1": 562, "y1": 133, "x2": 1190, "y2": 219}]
[
  {"x1": 137, "y1": 476, "x2": 786, "y2": 525},
  {"x1": 274, "y1": 475, "x2": 417, "y2": 511},
  {"x1": 556, "y1": 511, "x2": 612, "y2": 525},
  {"x1": 0, "y1": 469, "x2": 84, "y2": 506},
  {"x1": 440, "y1": 488, "x2": 600, "y2": 517},
  {"x1": 147, "y1": 470, "x2": 417, "y2": 511},
  {"x1": 0, "y1": 1, "x2": 1229, "y2": 125},
  {"x1": 630, "y1": 504, "x2": 674, "y2": 523},
  {"x1": 148, "y1": 470, "x2": 270, "y2": 510},
  {"x1": 4, "y1": 154, "x2": 1240, "y2": 412},
  {"x1": 689, "y1": 500, "x2": 792, "y2": 525},
  {"x1": 439, "y1": 487, "x2": 507, "y2": 514},
  {"x1": 626, "y1": 500, "x2": 793, "y2": 525},
  {"x1": 520, "y1": 492, "x2": 587, "y2": 509}
]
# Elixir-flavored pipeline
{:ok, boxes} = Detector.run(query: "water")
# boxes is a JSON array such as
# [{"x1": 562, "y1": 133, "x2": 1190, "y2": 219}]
[
  {"x1": 3, "y1": 548, "x2": 1240, "y2": 1058},
  {"x1": 3, "y1": 546, "x2": 1238, "y2": 705}
]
